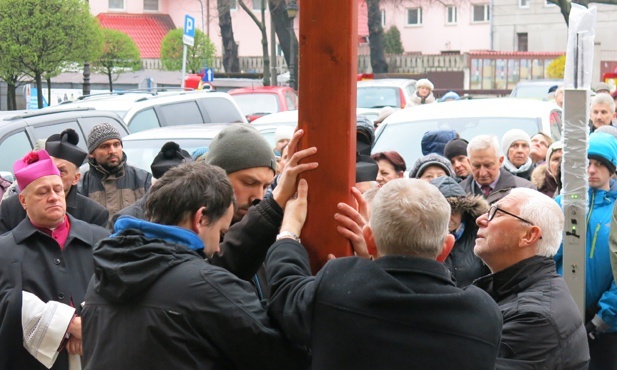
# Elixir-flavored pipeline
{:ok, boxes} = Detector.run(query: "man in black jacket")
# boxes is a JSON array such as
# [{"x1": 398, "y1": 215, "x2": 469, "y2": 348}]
[
  {"x1": 0, "y1": 129, "x2": 108, "y2": 233},
  {"x1": 82, "y1": 162, "x2": 309, "y2": 370},
  {"x1": 266, "y1": 178, "x2": 503, "y2": 370},
  {"x1": 473, "y1": 188, "x2": 589, "y2": 369}
]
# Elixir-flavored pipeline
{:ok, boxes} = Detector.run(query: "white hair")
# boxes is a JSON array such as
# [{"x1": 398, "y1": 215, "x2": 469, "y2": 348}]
[
  {"x1": 510, "y1": 188, "x2": 564, "y2": 257},
  {"x1": 467, "y1": 135, "x2": 501, "y2": 158},
  {"x1": 369, "y1": 178, "x2": 450, "y2": 258},
  {"x1": 591, "y1": 92, "x2": 616, "y2": 113}
]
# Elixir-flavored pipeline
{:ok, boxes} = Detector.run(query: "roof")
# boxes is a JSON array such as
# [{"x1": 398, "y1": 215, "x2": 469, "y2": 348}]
[
  {"x1": 97, "y1": 13, "x2": 176, "y2": 58},
  {"x1": 358, "y1": 1, "x2": 369, "y2": 43},
  {"x1": 468, "y1": 51, "x2": 565, "y2": 58}
]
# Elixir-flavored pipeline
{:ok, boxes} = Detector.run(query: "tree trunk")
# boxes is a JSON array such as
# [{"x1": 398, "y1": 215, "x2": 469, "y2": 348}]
[
  {"x1": 261, "y1": 5, "x2": 271, "y2": 86},
  {"x1": 366, "y1": 0, "x2": 388, "y2": 73},
  {"x1": 217, "y1": 0, "x2": 239, "y2": 72},
  {"x1": 6, "y1": 80, "x2": 16, "y2": 111},
  {"x1": 46, "y1": 76, "x2": 52, "y2": 106},
  {"x1": 107, "y1": 69, "x2": 113, "y2": 92},
  {"x1": 269, "y1": 0, "x2": 292, "y2": 68},
  {"x1": 36, "y1": 72, "x2": 43, "y2": 109}
]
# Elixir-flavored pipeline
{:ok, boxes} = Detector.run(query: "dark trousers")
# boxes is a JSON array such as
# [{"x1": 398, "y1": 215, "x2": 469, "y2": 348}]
[{"x1": 589, "y1": 332, "x2": 617, "y2": 370}]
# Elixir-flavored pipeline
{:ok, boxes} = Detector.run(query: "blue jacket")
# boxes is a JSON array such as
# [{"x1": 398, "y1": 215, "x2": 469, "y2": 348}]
[{"x1": 555, "y1": 180, "x2": 617, "y2": 333}]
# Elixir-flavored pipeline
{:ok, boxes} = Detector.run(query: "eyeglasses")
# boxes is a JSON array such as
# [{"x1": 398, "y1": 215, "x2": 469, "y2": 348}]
[{"x1": 486, "y1": 205, "x2": 534, "y2": 225}]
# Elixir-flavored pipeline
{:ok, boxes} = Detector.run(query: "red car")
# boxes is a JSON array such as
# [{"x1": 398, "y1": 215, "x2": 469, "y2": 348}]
[{"x1": 228, "y1": 86, "x2": 298, "y2": 122}]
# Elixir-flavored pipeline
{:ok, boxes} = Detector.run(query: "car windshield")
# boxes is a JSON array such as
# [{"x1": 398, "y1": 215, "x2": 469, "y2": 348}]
[
  {"x1": 123, "y1": 138, "x2": 213, "y2": 173},
  {"x1": 357, "y1": 87, "x2": 401, "y2": 108},
  {"x1": 372, "y1": 117, "x2": 542, "y2": 166},
  {"x1": 232, "y1": 94, "x2": 280, "y2": 116}
]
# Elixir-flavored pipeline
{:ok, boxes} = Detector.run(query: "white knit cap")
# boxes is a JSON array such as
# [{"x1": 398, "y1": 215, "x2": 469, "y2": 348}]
[
  {"x1": 501, "y1": 129, "x2": 531, "y2": 155},
  {"x1": 415, "y1": 78, "x2": 434, "y2": 91},
  {"x1": 274, "y1": 126, "x2": 294, "y2": 144}
]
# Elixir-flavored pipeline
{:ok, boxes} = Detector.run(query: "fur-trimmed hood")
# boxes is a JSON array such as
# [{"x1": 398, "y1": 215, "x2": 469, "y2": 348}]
[
  {"x1": 447, "y1": 195, "x2": 489, "y2": 220},
  {"x1": 430, "y1": 176, "x2": 489, "y2": 219}
]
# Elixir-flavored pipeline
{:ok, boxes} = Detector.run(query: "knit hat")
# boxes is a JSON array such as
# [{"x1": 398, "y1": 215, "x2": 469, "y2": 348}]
[
  {"x1": 150, "y1": 141, "x2": 193, "y2": 179},
  {"x1": 545, "y1": 141, "x2": 563, "y2": 163},
  {"x1": 439, "y1": 91, "x2": 460, "y2": 102},
  {"x1": 205, "y1": 124, "x2": 277, "y2": 174},
  {"x1": 588, "y1": 132, "x2": 617, "y2": 174},
  {"x1": 444, "y1": 138, "x2": 469, "y2": 160},
  {"x1": 415, "y1": 78, "x2": 434, "y2": 91},
  {"x1": 45, "y1": 129, "x2": 87, "y2": 167},
  {"x1": 594, "y1": 82, "x2": 612, "y2": 93},
  {"x1": 430, "y1": 176, "x2": 466, "y2": 198},
  {"x1": 13, "y1": 150, "x2": 61, "y2": 191},
  {"x1": 409, "y1": 153, "x2": 453, "y2": 179},
  {"x1": 501, "y1": 129, "x2": 531, "y2": 155},
  {"x1": 595, "y1": 125, "x2": 617, "y2": 140},
  {"x1": 274, "y1": 126, "x2": 294, "y2": 144},
  {"x1": 374, "y1": 106, "x2": 395, "y2": 125},
  {"x1": 87, "y1": 123, "x2": 122, "y2": 153}
]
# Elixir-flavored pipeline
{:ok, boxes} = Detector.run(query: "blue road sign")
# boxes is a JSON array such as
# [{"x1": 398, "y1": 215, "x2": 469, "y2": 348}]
[
  {"x1": 202, "y1": 68, "x2": 214, "y2": 82},
  {"x1": 183, "y1": 15, "x2": 195, "y2": 46}
]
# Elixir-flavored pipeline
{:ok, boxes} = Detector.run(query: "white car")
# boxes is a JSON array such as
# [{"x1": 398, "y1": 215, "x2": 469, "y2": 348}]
[
  {"x1": 48, "y1": 90, "x2": 248, "y2": 133},
  {"x1": 372, "y1": 98, "x2": 562, "y2": 166},
  {"x1": 121, "y1": 124, "x2": 281, "y2": 174}
]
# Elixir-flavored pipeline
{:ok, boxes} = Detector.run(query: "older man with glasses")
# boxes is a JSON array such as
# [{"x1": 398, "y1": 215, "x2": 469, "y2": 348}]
[{"x1": 473, "y1": 188, "x2": 589, "y2": 369}]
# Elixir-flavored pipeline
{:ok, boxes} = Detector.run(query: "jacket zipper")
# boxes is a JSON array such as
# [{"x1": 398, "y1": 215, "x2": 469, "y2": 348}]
[{"x1": 590, "y1": 223, "x2": 601, "y2": 259}]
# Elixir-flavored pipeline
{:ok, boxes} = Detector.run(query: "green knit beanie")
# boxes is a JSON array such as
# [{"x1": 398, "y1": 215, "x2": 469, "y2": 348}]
[{"x1": 205, "y1": 124, "x2": 277, "y2": 174}]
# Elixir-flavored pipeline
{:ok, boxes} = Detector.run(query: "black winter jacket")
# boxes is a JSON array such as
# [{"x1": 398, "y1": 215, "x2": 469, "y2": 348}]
[
  {"x1": 474, "y1": 256, "x2": 590, "y2": 369},
  {"x1": 82, "y1": 228, "x2": 309, "y2": 370},
  {"x1": 267, "y1": 240, "x2": 503, "y2": 370}
]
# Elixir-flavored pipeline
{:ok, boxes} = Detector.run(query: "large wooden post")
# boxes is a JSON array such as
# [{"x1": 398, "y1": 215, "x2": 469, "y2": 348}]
[{"x1": 297, "y1": 0, "x2": 357, "y2": 273}]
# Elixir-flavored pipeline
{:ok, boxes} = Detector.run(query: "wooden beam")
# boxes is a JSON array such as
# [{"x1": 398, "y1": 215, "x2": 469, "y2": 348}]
[{"x1": 297, "y1": 0, "x2": 357, "y2": 273}]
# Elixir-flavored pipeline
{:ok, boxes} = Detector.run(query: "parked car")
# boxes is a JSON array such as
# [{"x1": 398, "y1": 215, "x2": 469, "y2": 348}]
[
  {"x1": 0, "y1": 108, "x2": 129, "y2": 174},
  {"x1": 251, "y1": 110, "x2": 297, "y2": 127},
  {"x1": 229, "y1": 86, "x2": 298, "y2": 122},
  {"x1": 357, "y1": 78, "x2": 417, "y2": 109},
  {"x1": 251, "y1": 109, "x2": 379, "y2": 129},
  {"x1": 122, "y1": 124, "x2": 282, "y2": 174},
  {"x1": 51, "y1": 90, "x2": 248, "y2": 133},
  {"x1": 510, "y1": 79, "x2": 562, "y2": 100},
  {"x1": 372, "y1": 98, "x2": 562, "y2": 166}
]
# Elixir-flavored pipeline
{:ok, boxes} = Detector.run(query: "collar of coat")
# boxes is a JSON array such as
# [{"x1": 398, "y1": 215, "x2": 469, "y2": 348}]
[
  {"x1": 473, "y1": 255, "x2": 556, "y2": 303},
  {"x1": 12, "y1": 214, "x2": 97, "y2": 247}
]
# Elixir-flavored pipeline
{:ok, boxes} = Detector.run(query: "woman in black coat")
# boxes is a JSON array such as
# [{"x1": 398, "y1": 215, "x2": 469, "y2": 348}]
[{"x1": 431, "y1": 176, "x2": 490, "y2": 286}]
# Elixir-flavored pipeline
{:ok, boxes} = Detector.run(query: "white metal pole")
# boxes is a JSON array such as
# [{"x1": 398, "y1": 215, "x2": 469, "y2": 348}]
[{"x1": 181, "y1": 45, "x2": 188, "y2": 89}]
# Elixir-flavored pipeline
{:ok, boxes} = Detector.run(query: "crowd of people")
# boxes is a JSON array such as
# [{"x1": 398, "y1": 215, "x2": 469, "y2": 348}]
[{"x1": 0, "y1": 81, "x2": 616, "y2": 369}]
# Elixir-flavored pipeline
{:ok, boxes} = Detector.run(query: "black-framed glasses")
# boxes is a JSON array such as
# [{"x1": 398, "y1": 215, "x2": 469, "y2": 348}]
[{"x1": 486, "y1": 205, "x2": 534, "y2": 225}]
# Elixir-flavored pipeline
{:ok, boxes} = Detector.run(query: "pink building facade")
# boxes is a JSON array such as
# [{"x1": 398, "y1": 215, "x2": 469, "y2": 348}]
[{"x1": 89, "y1": 0, "x2": 490, "y2": 58}]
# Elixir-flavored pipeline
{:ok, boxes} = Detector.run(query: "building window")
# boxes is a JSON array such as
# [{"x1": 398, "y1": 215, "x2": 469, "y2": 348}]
[
  {"x1": 517, "y1": 33, "x2": 528, "y2": 51},
  {"x1": 380, "y1": 9, "x2": 386, "y2": 27},
  {"x1": 446, "y1": 6, "x2": 457, "y2": 24},
  {"x1": 109, "y1": 0, "x2": 124, "y2": 10},
  {"x1": 253, "y1": 0, "x2": 266, "y2": 10},
  {"x1": 472, "y1": 4, "x2": 490, "y2": 22},
  {"x1": 544, "y1": 0, "x2": 557, "y2": 6},
  {"x1": 144, "y1": 0, "x2": 158, "y2": 11},
  {"x1": 519, "y1": 0, "x2": 529, "y2": 8},
  {"x1": 407, "y1": 8, "x2": 422, "y2": 26}
]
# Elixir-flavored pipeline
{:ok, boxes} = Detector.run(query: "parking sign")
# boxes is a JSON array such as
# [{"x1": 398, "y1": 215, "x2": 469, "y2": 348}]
[{"x1": 183, "y1": 15, "x2": 195, "y2": 47}]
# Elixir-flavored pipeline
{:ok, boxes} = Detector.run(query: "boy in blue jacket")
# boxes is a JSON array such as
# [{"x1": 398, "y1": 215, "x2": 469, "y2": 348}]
[{"x1": 555, "y1": 131, "x2": 617, "y2": 370}]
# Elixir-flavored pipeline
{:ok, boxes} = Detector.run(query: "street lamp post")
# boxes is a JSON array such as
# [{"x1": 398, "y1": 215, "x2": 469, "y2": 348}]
[{"x1": 287, "y1": 0, "x2": 298, "y2": 90}]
